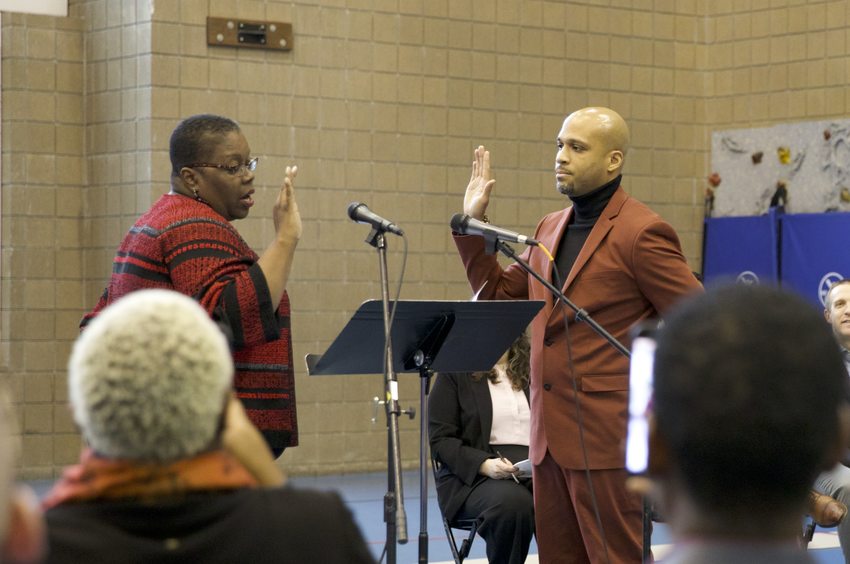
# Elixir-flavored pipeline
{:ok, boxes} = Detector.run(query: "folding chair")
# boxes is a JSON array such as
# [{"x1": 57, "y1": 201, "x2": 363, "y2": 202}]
[{"x1": 432, "y1": 457, "x2": 479, "y2": 563}]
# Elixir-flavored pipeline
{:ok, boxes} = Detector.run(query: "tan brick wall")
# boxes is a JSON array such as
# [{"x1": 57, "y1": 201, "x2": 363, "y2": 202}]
[
  {"x1": 1, "y1": 0, "x2": 846, "y2": 478},
  {"x1": 1, "y1": 11, "x2": 86, "y2": 479}
]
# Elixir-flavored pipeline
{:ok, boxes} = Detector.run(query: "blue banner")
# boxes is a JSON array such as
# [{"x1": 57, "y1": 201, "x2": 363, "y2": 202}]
[
  {"x1": 703, "y1": 213, "x2": 778, "y2": 287},
  {"x1": 781, "y1": 212, "x2": 850, "y2": 307}
]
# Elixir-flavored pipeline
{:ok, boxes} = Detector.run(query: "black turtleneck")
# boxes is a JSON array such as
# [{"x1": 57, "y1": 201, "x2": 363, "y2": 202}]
[{"x1": 553, "y1": 175, "x2": 621, "y2": 285}]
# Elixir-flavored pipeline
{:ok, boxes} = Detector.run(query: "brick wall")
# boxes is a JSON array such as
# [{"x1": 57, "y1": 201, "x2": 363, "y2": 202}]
[{"x1": 1, "y1": 0, "x2": 846, "y2": 478}]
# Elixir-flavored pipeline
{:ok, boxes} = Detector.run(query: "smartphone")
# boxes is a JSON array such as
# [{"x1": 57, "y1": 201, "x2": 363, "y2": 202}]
[{"x1": 625, "y1": 333, "x2": 656, "y2": 475}]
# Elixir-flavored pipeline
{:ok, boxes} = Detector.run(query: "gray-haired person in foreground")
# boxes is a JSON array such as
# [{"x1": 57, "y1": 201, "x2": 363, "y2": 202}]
[{"x1": 44, "y1": 289, "x2": 375, "y2": 564}]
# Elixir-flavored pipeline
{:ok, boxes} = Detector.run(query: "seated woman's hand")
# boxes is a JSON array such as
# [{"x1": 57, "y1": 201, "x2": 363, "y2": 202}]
[
  {"x1": 478, "y1": 457, "x2": 519, "y2": 480},
  {"x1": 221, "y1": 394, "x2": 286, "y2": 487}
]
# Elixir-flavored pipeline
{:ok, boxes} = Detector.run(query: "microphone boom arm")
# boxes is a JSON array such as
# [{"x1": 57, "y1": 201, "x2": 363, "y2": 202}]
[{"x1": 496, "y1": 241, "x2": 631, "y2": 358}]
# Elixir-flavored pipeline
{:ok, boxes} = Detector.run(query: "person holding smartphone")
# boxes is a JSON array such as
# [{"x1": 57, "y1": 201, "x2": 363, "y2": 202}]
[{"x1": 643, "y1": 285, "x2": 850, "y2": 563}]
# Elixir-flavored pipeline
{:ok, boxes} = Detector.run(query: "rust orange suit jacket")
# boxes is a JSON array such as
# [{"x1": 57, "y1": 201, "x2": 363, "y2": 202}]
[{"x1": 454, "y1": 186, "x2": 702, "y2": 470}]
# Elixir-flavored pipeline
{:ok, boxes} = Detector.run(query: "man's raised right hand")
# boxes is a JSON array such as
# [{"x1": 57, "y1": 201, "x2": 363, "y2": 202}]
[{"x1": 463, "y1": 145, "x2": 496, "y2": 220}]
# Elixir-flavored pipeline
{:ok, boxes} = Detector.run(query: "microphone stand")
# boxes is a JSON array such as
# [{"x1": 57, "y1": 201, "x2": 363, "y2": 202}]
[
  {"x1": 495, "y1": 239, "x2": 653, "y2": 561},
  {"x1": 363, "y1": 226, "x2": 407, "y2": 563}
]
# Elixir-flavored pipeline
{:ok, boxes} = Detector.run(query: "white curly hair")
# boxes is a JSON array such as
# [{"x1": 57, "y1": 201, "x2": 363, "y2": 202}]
[{"x1": 69, "y1": 289, "x2": 233, "y2": 462}]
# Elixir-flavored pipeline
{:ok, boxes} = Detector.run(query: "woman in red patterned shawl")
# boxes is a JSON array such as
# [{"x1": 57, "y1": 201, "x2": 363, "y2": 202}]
[{"x1": 81, "y1": 114, "x2": 301, "y2": 457}]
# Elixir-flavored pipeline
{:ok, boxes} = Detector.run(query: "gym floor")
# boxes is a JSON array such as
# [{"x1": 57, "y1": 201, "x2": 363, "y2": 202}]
[
  {"x1": 290, "y1": 470, "x2": 845, "y2": 564},
  {"x1": 29, "y1": 470, "x2": 844, "y2": 563}
]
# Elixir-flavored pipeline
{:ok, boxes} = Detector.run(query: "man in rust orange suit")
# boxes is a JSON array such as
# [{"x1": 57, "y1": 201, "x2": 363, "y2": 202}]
[{"x1": 453, "y1": 107, "x2": 702, "y2": 562}]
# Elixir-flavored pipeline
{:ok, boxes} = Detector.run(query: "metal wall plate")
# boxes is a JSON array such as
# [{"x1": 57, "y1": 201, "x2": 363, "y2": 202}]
[{"x1": 207, "y1": 17, "x2": 293, "y2": 51}]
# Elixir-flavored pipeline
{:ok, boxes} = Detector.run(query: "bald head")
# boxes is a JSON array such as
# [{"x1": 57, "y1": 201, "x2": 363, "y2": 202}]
[
  {"x1": 555, "y1": 107, "x2": 630, "y2": 197},
  {"x1": 568, "y1": 107, "x2": 630, "y2": 156}
]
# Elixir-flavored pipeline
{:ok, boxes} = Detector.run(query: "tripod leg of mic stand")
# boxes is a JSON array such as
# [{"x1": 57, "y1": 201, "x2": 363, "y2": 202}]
[
  {"x1": 384, "y1": 404, "x2": 408, "y2": 564},
  {"x1": 384, "y1": 487, "x2": 396, "y2": 564},
  {"x1": 418, "y1": 370, "x2": 431, "y2": 564},
  {"x1": 385, "y1": 417, "x2": 398, "y2": 564}
]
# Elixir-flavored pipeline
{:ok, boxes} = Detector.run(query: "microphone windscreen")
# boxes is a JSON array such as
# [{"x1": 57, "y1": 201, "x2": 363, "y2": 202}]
[
  {"x1": 450, "y1": 213, "x2": 468, "y2": 232},
  {"x1": 347, "y1": 202, "x2": 365, "y2": 220}
]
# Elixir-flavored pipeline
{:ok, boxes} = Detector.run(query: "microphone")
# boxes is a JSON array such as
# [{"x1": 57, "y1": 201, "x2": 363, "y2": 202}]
[
  {"x1": 347, "y1": 202, "x2": 404, "y2": 236},
  {"x1": 450, "y1": 213, "x2": 539, "y2": 246}
]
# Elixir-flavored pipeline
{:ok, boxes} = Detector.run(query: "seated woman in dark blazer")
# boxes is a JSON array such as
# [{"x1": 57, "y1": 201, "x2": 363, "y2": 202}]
[{"x1": 429, "y1": 333, "x2": 534, "y2": 564}]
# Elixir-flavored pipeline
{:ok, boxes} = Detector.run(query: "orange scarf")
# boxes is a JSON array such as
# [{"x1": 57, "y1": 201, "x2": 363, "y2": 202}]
[{"x1": 43, "y1": 448, "x2": 258, "y2": 509}]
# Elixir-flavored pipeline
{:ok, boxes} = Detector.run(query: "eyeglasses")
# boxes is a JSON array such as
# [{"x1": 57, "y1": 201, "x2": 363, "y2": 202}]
[{"x1": 187, "y1": 157, "x2": 259, "y2": 177}]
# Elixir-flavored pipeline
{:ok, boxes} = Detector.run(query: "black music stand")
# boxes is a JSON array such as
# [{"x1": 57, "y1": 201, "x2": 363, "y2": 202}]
[{"x1": 307, "y1": 299, "x2": 543, "y2": 564}]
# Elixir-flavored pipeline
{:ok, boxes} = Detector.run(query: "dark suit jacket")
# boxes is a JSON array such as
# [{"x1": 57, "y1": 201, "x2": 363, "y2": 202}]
[
  {"x1": 45, "y1": 487, "x2": 375, "y2": 564},
  {"x1": 455, "y1": 186, "x2": 702, "y2": 470},
  {"x1": 429, "y1": 372, "x2": 530, "y2": 521}
]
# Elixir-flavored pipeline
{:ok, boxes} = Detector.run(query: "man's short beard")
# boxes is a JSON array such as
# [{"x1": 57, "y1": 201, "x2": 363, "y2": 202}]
[{"x1": 556, "y1": 181, "x2": 574, "y2": 196}]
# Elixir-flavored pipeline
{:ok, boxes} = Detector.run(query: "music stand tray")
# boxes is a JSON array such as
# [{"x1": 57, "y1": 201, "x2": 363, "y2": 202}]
[{"x1": 306, "y1": 299, "x2": 544, "y2": 376}]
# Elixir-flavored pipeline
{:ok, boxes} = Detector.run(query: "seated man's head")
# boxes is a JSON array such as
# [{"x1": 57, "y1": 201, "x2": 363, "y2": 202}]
[
  {"x1": 650, "y1": 284, "x2": 850, "y2": 534},
  {"x1": 69, "y1": 289, "x2": 233, "y2": 462},
  {"x1": 824, "y1": 279, "x2": 850, "y2": 350}
]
